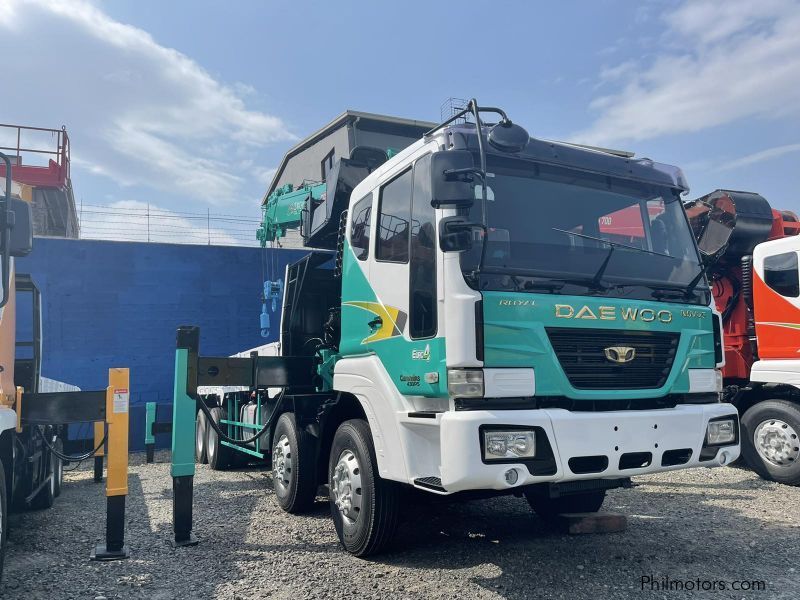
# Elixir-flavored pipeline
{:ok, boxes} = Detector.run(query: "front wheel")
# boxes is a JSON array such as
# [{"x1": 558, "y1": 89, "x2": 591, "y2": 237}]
[
  {"x1": 524, "y1": 490, "x2": 606, "y2": 520},
  {"x1": 329, "y1": 419, "x2": 399, "y2": 557},
  {"x1": 741, "y1": 400, "x2": 800, "y2": 486}
]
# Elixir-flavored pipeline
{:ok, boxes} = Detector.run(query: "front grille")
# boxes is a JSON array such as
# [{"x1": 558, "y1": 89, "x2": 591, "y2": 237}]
[{"x1": 546, "y1": 327, "x2": 680, "y2": 390}]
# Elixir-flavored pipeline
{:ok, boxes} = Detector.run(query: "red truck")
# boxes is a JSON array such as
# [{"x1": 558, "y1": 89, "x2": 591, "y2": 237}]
[{"x1": 685, "y1": 190, "x2": 800, "y2": 485}]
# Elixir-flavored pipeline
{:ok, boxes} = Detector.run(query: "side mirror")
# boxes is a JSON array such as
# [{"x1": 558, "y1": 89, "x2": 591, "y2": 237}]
[
  {"x1": 439, "y1": 217, "x2": 475, "y2": 252},
  {"x1": 9, "y1": 198, "x2": 33, "y2": 257},
  {"x1": 430, "y1": 150, "x2": 476, "y2": 209}
]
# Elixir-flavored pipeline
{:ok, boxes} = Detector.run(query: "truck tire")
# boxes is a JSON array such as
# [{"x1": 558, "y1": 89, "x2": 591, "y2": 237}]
[
  {"x1": 524, "y1": 489, "x2": 606, "y2": 520},
  {"x1": 741, "y1": 400, "x2": 800, "y2": 486},
  {"x1": 272, "y1": 412, "x2": 317, "y2": 514},
  {"x1": 31, "y1": 451, "x2": 55, "y2": 510},
  {"x1": 196, "y1": 411, "x2": 209, "y2": 464},
  {"x1": 1, "y1": 460, "x2": 7, "y2": 582},
  {"x1": 329, "y1": 419, "x2": 399, "y2": 557},
  {"x1": 207, "y1": 407, "x2": 232, "y2": 471},
  {"x1": 53, "y1": 438, "x2": 64, "y2": 498}
]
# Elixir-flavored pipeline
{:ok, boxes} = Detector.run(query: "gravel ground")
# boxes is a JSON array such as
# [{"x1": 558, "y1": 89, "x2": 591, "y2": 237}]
[{"x1": 3, "y1": 451, "x2": 798, "y2": 600}]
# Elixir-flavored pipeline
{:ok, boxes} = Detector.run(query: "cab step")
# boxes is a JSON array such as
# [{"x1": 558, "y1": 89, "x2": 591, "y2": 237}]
[{"x1": 414, "y1": 476, "x2": 446, "y2": 492}]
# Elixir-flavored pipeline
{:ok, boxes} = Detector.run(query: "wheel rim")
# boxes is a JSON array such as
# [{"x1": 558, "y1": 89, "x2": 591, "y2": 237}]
[
  {"x1": 207, "y1": 423, "x2": 216, "y2": 461},
  {"x1": 331, "y1": 449, "x2": 362, "y2": 524},
  {"x1": 196, "y1": 417, "x2": 204, "y2": 455},
  {"x1": 754, "y1": 418, "x2": 800, "y2": 467},
  {"x1": 273, "y1": 434, "x2": 292, "y2": 492}
]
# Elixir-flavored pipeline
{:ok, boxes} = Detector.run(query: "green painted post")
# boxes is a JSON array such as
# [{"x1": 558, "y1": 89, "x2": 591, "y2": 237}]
[
  {"x1": 145, "y1": 402, "x2": 156, "y2": 463},
  {"x1": 171, "y1": 326, "x2": 199, "y2": 547}
]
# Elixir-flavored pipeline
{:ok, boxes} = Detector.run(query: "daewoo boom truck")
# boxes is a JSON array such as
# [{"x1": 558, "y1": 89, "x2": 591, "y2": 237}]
[
  {"x1": 684, "y1": 191, "x2": 800, "y2": 485},
  {"x1": 186, "y1": 100, "x2": 741, "y2": 556}
]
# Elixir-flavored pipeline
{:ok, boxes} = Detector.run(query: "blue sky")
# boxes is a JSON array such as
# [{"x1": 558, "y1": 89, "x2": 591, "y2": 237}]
[{"x1": 2, "y1": 0, "x2": 799, "y2": 244}]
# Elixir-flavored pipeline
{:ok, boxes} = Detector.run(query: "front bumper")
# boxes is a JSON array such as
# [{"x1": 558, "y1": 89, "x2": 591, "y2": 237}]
[{"x1": 438, "y1": 403, "x2": 740, "y2": 493}]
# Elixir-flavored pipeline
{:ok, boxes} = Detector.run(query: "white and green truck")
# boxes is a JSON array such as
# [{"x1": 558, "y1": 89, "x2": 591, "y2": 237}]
[{"x1": 176, "y1": 100, "x2": 741, "y2": 556}]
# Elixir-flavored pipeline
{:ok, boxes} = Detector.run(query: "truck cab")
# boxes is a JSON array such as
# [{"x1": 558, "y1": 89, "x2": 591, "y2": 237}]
[{"x1": 330, "y1": 114, "x2": 739, "y2": 487}]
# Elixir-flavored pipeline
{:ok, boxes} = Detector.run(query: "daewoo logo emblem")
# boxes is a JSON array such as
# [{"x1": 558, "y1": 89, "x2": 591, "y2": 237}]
[{"x1": 604, "y1": 346, "x2": 636, "y2": 364}]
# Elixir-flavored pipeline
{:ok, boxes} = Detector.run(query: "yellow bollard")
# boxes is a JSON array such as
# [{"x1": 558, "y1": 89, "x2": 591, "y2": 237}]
[
  {"x1": 93, "y1": 420, "x2": 105, "y2": 483},
  {"x1": 91, "y1": 368, "x2": 130, "y2": 561}
]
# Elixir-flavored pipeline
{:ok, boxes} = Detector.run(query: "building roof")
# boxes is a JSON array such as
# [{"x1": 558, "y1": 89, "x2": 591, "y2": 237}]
[{"x1": 263, "y1": 110, "x2": 436, "y2": 202}]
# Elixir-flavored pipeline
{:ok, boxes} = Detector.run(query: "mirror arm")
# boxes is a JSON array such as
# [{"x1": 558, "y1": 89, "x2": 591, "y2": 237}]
[
  {"x1": 467, "y1": 99, "x2": 490, "y2": 278},
  {"x1": 0, "y1": 152, "x2": 12, "y2": 309},
  {"x1": 443, "y1": 167, "x2": 480, "y2": 181}
]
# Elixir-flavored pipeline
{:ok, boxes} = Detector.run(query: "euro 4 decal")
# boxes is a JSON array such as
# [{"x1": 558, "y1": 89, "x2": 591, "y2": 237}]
[{"x1": 412, "y1": 344, "x2": 431, "y2": 361}]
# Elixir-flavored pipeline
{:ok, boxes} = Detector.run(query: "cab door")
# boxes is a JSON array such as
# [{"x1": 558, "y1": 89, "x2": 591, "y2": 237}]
[
  {"x1": 345, "y1": 154, "x2": 444, "y2": 397},
  {"x1": 753, "y1": 238, "x2": 800, "y2": 359}
]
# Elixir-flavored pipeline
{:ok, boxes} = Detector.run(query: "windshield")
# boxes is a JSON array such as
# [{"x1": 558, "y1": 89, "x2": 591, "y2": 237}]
[{"x1": 460, "y1": 156, "x2": 708, "y2": 304}]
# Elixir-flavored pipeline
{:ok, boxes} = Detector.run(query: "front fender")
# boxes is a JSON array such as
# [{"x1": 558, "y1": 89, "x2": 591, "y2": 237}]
[{"x1": 0, "y1": 406, "x2": 16, "y2": 433}]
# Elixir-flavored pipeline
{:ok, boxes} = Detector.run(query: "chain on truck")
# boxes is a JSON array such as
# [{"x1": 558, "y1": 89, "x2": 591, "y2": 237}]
[{"x1": 176, "y1": 100, "x2": 741, "y2": 557}]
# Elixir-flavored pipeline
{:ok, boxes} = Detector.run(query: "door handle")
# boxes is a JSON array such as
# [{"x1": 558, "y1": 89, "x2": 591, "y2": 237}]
[{"x1": 368, "y1": 316, "x2": 383, "y2": 330}]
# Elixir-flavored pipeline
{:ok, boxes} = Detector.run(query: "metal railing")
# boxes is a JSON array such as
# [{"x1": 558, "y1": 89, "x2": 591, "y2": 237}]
[{"x1": 0, "y1": 123, "x2": 70, "y2": 181}]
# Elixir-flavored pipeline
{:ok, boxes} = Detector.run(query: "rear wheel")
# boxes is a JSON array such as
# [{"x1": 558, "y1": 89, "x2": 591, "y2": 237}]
[
  {"x1": 329, "y1": 419, "x2": 399, "y2": 557},
  {"x1": 272, "y1": 413, "x2": 317, "y2": 513},
  {"x1": 207, "y1": 407, "x2": 232, "y2": 471},
  {"x1": 53, "y1": 438, "x2": 64, "y2": 498},
  {"x1": 1, "y1": 460, "x2": 8, "y2": 581},
  {"x1": 741, "y1": 400, "x2": 800, "y2": 486},
  {"x1": 31, "y1": 450, "x2": 55, "y2": 510},
  {"x1": 195, "y1": 410, "x2": 209, "y2": 464},
  {"x1": 524, "y1": 490, "x2": 606, "y2": 520}
]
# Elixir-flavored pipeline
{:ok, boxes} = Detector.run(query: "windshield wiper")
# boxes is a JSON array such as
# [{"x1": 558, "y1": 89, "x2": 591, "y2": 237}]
[
  {"x1": 478, "y1": 266, "x2": 608, "y2": 294},
  {"x1": 480, "y1": 268, "x2": 566, "y2": 291},
  {"x1": 551, "y1": 228, "x2": 680, "y2": 260},
  {"x1": 682, "y1": 262, "x2": 712, "y2": 300},
  {"x1": 552, "y1": 227, "x2": 686, "y2": 292}
]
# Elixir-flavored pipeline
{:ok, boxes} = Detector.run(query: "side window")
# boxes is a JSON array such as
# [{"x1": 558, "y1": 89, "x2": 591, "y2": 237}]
[
  {"x1": 376, "y1": 169, "x2": 412, "y2": 262},
  {"x1": 321, "y1": 149, "x2": 335, "y2": 180},
  {"x1": 350, "y1": 194, "x2": 372, "y2": 261},
  {"x1": 410, "y1": 154, "x2": 437, "y2": 338},
  {"x1": 765, "y1": 252, "x2": 799, "y2": 297}
]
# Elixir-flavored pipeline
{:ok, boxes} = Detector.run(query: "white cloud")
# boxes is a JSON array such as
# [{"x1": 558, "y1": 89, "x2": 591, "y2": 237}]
[
  {"x1": 574, "y1": 0, "x2": 800, "y2": 146},
  {"x1": 718, "y1": 143, "x2": 800, "y2": 171},
  {"x1": 253, "y1": 166, "x2": 278, "y2": 186},
  {"x1": 0, "y1": 0, "x2": 293, "y2": 203}
]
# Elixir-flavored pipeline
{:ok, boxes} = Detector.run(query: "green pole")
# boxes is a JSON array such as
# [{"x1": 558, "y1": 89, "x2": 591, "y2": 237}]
[
  {"x1": 171, "y1": 327, "x2": 199, "y2": 547},
  {"x1": 145, "y1": 402, "x2": 156, "y2": 463}
]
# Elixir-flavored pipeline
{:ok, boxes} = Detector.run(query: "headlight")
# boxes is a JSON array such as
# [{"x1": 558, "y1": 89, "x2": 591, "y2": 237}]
[
  {"x1": 688, "y1": 369, "x2": 723, "y2": 393},
  {"x1": 706, "y1": 418, "x2": 737, "y2": 445},
  {"x1": 448, "y1": 368, "x2": 484, "y2": 398},
  {"x1": 483, "y1": 430, "x2": 536, "y2": 460}
]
